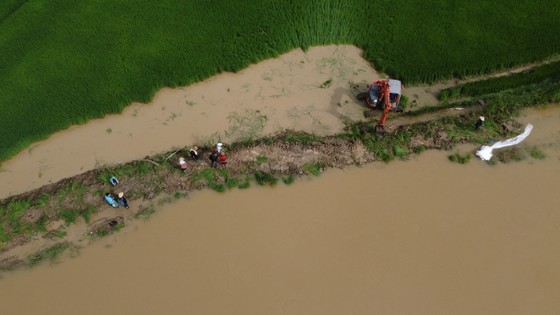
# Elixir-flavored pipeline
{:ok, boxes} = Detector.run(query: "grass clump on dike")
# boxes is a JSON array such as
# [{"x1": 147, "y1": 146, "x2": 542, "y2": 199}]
[
  {"x1": 0, "y1": 179, "x2": 105, "y2": 251},
  {"x1": 448, "y1": 153, "x2": 471, "y2": 164},
  {"x1": 340, "y1": 123, "x2": 414, "y2": 162},
  {"x1": 1, "y1": 0, "x2": 560, "y2": 162}
]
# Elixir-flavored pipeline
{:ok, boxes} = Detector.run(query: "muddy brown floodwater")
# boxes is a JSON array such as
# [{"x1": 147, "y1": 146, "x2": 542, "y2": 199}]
[{"x1": 1, "y1": 106, "x2": 559, "y2": 314}]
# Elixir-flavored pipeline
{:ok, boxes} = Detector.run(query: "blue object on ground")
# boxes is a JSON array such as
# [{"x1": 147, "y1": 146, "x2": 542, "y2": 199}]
[{"x1": 104, "y1": 194, "x2": 119, "y2": 208}]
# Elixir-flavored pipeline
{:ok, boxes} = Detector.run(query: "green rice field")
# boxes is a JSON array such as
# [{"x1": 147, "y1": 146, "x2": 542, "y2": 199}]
[
  {"x1": 1, "y1": 0, "x2": 559, "y2": 162},
  {"x1": 440, "y1": 61, "x2": 560, "y2": 100}
]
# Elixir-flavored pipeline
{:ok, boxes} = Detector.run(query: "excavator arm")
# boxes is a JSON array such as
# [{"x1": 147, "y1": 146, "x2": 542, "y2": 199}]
[{"x1": 375, "y1": 81, "x2": 391, "y2": 133}]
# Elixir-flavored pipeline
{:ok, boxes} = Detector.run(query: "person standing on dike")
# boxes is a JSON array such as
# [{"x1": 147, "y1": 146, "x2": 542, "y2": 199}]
[
  {"x1": 218, "y1": 151, "x2": 228, "y2": 166},
  {"x1": 209, "y1": 151, "x2": 219, "y2": 168}
]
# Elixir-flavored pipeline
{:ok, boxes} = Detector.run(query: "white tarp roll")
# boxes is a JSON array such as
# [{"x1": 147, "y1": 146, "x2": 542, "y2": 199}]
[{"x1": 475, "y1": 124, "x2": 533, "y2": 161}]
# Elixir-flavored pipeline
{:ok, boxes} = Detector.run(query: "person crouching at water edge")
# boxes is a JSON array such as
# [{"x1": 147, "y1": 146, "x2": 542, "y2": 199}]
[
  {"x1": 104, "y1": 193, "x2": 119, "y2": 208},
  {"x1": 178, "y1": 157, "x2": 187, "y2": 171}
]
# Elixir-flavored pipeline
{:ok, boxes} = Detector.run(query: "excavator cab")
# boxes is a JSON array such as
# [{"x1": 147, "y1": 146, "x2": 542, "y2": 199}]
[
  {"x1": 360, "y1": 79, "x2": 402, "y2": 133},
  {"x1": 366, "y1": 79, "x2": 402, "y2": 111}
]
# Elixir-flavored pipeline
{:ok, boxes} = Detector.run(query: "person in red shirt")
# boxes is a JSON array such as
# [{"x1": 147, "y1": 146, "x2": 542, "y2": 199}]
[{"x1": 218, "y1": 151, "x2": 228, "y2": 166}]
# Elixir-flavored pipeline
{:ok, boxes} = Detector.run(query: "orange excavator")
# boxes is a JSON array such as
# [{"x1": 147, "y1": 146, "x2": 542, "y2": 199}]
[{"x1": 359, "y1": 79, "x2": 402, "y2": 133}]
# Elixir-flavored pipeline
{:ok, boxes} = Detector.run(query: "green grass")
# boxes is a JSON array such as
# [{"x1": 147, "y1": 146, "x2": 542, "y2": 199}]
[
  {"x1": 191, "y1": 168, "x2": 226, "y2": 192},
  {"x1": 0, "y1": 199, "x2": 58, "y2": 247},
  {"x1": 0, "y1": 200, "x2": 33, "y2": 237},
  {"x1": 281, "y1": 131, "x2": 323, "y2": 144},
  {"x1": 80, "y1": 205, "x2": 97, "y2": 224},
  {"x1": 256, "y1": 155, "x2": 269, "y2": 163},
  {"x1": 254, "y1": 172, "x2": 278, "y2": 186},
  {"x1": 238, "y1": 179, "x2": 251, "y2": 189},
  {"x1": 52, "y1": 230, "x2": 67, "y2": 238},
  {"x1": 303, "y1": 163, "x2": 322, "y2": 176},
  {"x1": 27, "y1": 242, "x2": 70, "y2": 267},
  {"x1": 320, "y1": 79, "x2": 333, "y2": 88},
  {"x1": 448, "y1": 153, "x2": 472, "y2": 164},
  {"x1": 282, "y1": 174, "x2": 296, "y2": 185},
  {"x1": 440, "y1": 61, "x2": 560, "y2": 101},
  {"x1": 6, "y1": 200, "x2": 31, "y2": 222},
  {"x1": 135, "y1": 204, "x2": 156, "y2": 219},
  {"x1": 134, "y1": 162, "x2": 154, "y2": 176},
  {"x1": 97, "y1": 161, "x2": 155, "y2": 184},
  {"x1": 0, "y1": 224, "x2": 10, "y2": 245},
  {"x1": 0, "y1": 0, "x2": 26, "y2": 23},
  {"x1": 1, "y1": 0, "x2": 559, "y2": 162},
  {"x1": 528, "y1": 147, "x2": 546, "y2": 160},
  {"x1": 341, "y1": 123, "x2": 413, "y2": 162},
  {"x1": 480, "y1": 81, "x2": 560, "y2": 121},
  {"x1": 493, "y1": 148, "x2": 526, "y2": 163},
  {"x1": 56, "y1": 181, "x2": 87, "y2": 202},
  {"x1": 174, "y1": 191, "x2": 188, "y2": 199},
  {"x1": 225, "y1": 176, "x2": 240, "y2": 190},
  {"x1": 58, "y1": 209, "x2": 78, "y2": 225}
]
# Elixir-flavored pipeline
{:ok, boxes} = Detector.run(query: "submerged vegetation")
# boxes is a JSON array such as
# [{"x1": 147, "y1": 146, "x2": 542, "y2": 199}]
[
  {"x1": 27, "y1": 242, "x2": 71, "y2": 267},
  {"x1": 1, "y1": 0, "x2": 560, "y2": 162},
  {"x1": 448, "y1": 153, "x2": 472, "y2": 164}
]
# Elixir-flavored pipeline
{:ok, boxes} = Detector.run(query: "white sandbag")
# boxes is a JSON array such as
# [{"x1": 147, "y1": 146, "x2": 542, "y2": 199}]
[{"x1": 475, "y1": 124, "x2": 533, "y2": 161}]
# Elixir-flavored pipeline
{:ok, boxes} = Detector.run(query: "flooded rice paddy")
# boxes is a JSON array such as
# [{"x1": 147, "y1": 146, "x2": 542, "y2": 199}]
[{"x1": 0, "y1": 42, "x2": 559, "y2": 314}]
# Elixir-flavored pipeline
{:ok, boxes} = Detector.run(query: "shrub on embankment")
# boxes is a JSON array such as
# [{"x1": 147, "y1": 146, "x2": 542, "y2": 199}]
[{"x1": 1, "y1": 0, "x2": 560, "y2": 162}]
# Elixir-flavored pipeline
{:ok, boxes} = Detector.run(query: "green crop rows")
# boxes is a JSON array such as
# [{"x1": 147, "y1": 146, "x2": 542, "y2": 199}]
[
  {"x1": 1, "y1": 0, "x2": 559, "y2": 162},
  {"x1": 440, "y1": 61, "x2": 560, "y2": 100}
]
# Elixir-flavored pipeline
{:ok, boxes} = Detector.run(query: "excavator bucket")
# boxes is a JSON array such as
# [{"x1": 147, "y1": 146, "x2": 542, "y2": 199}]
[{"x1": 375, "y1": 123, "x2": 386, "y2": 133}]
